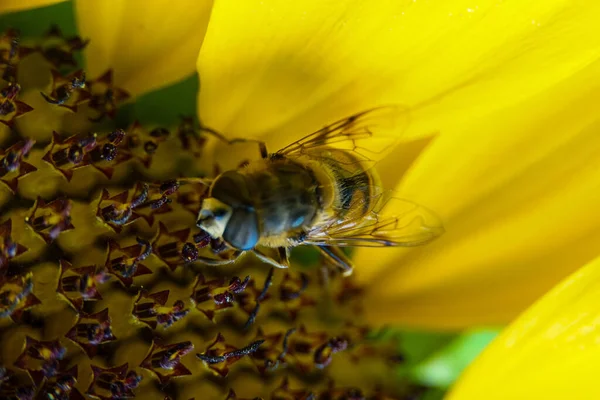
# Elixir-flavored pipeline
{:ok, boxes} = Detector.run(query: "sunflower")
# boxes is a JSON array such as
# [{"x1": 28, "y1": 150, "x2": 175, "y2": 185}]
[{"x1": 1, "y1": 0, "x2": 599, "y2": 399}]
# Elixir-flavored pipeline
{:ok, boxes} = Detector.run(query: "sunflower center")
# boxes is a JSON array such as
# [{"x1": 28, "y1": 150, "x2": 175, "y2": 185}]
[{"x1": 0, "y1": 26, "x2": 426, "y2": 399}]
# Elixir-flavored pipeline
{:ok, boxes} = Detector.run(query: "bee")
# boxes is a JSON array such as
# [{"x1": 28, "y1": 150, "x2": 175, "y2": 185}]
[{"x1": 193, "y1": 106, "x2": 444, "y2": 276}]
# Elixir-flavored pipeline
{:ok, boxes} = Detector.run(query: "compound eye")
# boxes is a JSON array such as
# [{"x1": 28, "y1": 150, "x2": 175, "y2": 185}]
[{"x1": 223, "y1": 208, "x2": 259, "y2": 251}]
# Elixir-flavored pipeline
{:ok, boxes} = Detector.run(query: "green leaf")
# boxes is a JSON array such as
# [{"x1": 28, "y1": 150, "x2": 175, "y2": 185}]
[
  {"x1": 116, "y1": 74, "x2": 199, "y2": 127},
  {"x1": 409, "y1": 329, "x2": 501, "y2": 389},
  {"x1": 0, "y1": 1, "x2": 77, "y2": 37},
  {"x1": 419, "y1": 388, "x2": 448, "y2": 400},
  {"x1": 398, "y1": 330, "x2": 458, "y2": 367}
]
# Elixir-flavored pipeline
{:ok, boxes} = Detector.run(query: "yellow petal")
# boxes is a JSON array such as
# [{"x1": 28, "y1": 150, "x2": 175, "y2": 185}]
[
  {"x1": 75, "y1": 0, "x2": 213, "y2": 97},
  {"x1": 355, "y1": 58, "x2": 600, "y2": 329},
  {"x1": 197, "y1": 0, "x2": 600, "y2": 328},
  {"x1": 447, "y1": 255, "x2": 600, "y2": 399},
  {"x1": 197, "y1": 0, "x2": 600, "y2": 155},
  {"x1": 0, "y1": 0, "x2": 64, "y2": 14}
]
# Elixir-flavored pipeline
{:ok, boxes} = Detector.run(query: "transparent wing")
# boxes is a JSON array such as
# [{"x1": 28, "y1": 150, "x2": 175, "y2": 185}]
[
  {"x1": 276, "y1": 106, "x2": 411, "y2": 170},
  {"x1": 303, "y1": 192, "x2": 444, "y2": 248}
]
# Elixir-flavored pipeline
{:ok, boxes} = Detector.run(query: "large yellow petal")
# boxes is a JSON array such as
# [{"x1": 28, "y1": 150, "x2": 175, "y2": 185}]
[
  {"x1": 355, "y1": 58, "x2": 600, "y2": 329},
  {"x1": 197, "y1": 0, "x2": 600, "y2": 155},
  {"x1": 447, "y1": 255, "x2": 600, "y2": 399},
  {"x1": 196, "y1": 0, "x2": 600, "y2": 328},
  {"x1": 75, "y1": 0, "x2": 213, "y2": 97},
  {"x1": 0, "y1": 0, "x2": 64, "y2": 14}
]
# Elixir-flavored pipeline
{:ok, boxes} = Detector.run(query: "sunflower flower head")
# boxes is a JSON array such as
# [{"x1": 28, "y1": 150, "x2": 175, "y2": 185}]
[{"x1": 0, "y1": 2, "x2": 434, "y2": 399}]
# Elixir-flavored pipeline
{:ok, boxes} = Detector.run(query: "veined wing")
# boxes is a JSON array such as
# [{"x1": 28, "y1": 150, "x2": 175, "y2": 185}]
[
  {"x1": 276, "y1": 106, "x2": 411, "y2": 170},
  {"x1": 303, "y1": 192, "x2": 444, "y2": 248}
]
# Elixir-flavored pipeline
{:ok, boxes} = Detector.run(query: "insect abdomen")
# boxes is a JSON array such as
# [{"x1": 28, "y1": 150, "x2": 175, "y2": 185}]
[{"x1": 310, "y1": 148, "x2": 377, "y2": 222}]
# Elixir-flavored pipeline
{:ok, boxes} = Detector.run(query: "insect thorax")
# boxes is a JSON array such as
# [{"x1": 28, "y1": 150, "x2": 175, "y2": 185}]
[{"x1": 210, "y1": 157, "x2": 321, "y2": 249}]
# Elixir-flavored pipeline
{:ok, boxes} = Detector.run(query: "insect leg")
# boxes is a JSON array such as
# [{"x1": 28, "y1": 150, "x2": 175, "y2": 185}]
[
  {"x1": 176, "y1": 177, "x2": 213, "y2": 187},
  {"x1": 317, "y1": 246, "x2": 354, "y2": 277},
  {"x1": 194, "y1": 251, "x2": 243, "y2": 266},
  {"x1": 200, "y1": 126, "x2": 269, "y2": 159},
  {"x1": 228, "y1": 138, "x2": 268, "y2": 159},
  {"x1": 252, "y1": 248, "x2": 289, "y2": 269},
  {"x1": 277, "y1": 247, "x2": 290, "y2": 268}
]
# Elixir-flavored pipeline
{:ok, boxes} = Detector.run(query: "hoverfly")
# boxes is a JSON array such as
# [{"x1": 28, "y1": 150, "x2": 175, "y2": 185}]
[{"x1": 191, "y1": 106, "x2": 443, "y2": 276}]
